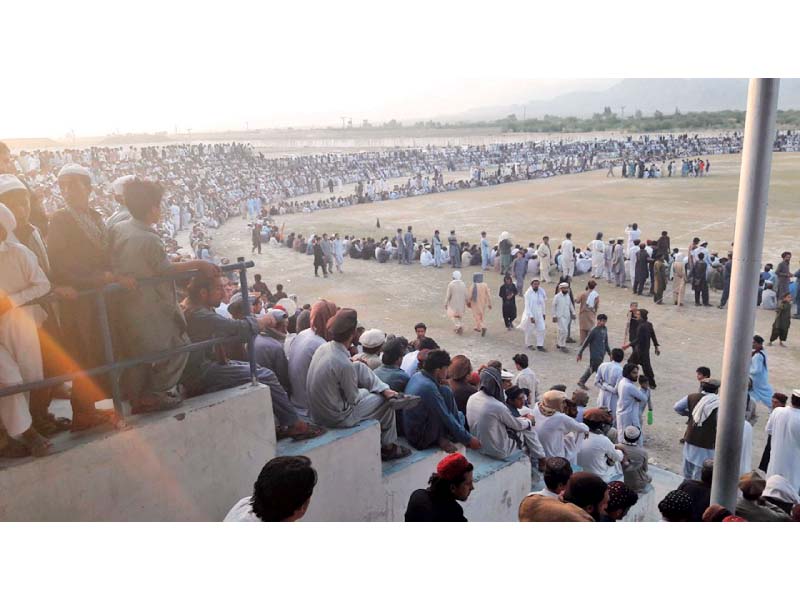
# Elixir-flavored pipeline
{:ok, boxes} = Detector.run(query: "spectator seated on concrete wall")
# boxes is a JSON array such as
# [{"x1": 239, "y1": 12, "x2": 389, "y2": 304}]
[
  {"x1": 306, "y1": 308, "x2": 410, "y2": 461},
  {"x1": 225, "y1": 456, "x2": 317, "y2": 522},
  {"x1": 403, "y1": 350, "x2": 478, "y2": 453},
  {"x1": 405, "y1": 453, "x2": 474, "y2": 522},
  {"x1": 518, "y1": 472, "x2": 608, "y2": 522},
  {"x1": 180, "y1": 274, "x2": 324, "y2": 441}
]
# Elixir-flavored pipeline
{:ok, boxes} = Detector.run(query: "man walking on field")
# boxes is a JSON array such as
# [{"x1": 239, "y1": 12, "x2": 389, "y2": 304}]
[
  {"x1": 553, "y1": 282, "x2": 576, "y2": 353},
  {"x1": 519, "y1": 278, "x2": 547, "y2": 351},
  {"x1": 445, "y1": 271, "x2": 467, "y2": 335}
]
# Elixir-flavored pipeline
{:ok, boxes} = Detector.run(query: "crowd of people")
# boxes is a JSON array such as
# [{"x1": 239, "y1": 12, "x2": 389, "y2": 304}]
[{"x1": 2, "y1": 133, "x2": 799, "y2": 522}]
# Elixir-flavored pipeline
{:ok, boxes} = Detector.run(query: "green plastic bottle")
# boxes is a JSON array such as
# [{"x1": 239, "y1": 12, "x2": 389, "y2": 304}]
[{"x1": 647, "y1": 410, "x2": 654, "y2": 426}]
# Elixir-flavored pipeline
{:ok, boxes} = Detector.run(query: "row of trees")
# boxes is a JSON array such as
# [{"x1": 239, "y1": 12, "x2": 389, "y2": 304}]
[{"x1": 361, "y1": 109, "x2": 800, "y2": 132}]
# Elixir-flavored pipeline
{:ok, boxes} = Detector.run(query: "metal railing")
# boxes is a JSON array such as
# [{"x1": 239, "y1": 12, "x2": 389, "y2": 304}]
[{"x1": 0, "y1": 258, "x2": 258, "y2": 420}]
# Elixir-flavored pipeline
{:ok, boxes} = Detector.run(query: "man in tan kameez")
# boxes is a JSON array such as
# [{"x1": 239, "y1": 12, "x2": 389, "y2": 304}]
[
  {"x1": 444, "y1": 270, "x2": 467, "y2": 335},
  {"x1": 467, "y1": 272, "x2": 492, "y2": 337}
]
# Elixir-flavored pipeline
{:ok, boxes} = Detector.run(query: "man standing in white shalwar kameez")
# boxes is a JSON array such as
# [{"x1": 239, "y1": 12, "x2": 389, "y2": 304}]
[
  {"x1": 766, "y1": 390, "x2": 800, "y2": 493},
  {"x1": 518, "y1": 278, "x2": 547, "y2": 351},
  {"x1": 552, "y1": 282, "x2": 575, "y2": 352},
  {"x1": 590, "y1": 233, "x2": 605, "y2": 279},
  {"x1": 560, "y1": 233, "x2": 575, "y2": 278},
  {"x1": 0, "y1": 200, "x2": 52, "y2": 457}
]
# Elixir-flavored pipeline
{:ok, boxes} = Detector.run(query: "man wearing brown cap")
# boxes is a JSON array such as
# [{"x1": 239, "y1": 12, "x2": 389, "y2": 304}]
[
  {"x1": 307, "y1": 308, "x2": 411, "y2": 461},
  {"x1": 577, "y1": 408, "x2": 623, "y2": 482}
]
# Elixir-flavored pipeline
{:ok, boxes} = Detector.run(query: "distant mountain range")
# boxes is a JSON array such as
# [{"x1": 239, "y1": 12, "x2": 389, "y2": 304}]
[{"x1": 443, "y1": 79, "x2": 800, "y2": 122}]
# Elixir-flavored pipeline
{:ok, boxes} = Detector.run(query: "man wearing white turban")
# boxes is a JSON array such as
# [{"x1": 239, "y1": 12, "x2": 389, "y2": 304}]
[
  {"x1": 0, "y1": 202, "x2": 52, "y2": 457},
  {"x1": 444, "y1": 271, "x2": 467, "y2": 335}
]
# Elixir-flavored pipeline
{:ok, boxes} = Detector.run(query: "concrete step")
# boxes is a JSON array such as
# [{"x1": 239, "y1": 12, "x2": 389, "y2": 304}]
[
  {"x1": 277, "y1": 420, "x2": 386, "y2": 521},
  {"x1": 463, "y1": 450, "x2": 532, "y2": 521}
]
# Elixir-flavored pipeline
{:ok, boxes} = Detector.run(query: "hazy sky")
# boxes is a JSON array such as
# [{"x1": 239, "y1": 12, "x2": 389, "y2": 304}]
[
  {"x1": 3, "y1": 2, "x2": 623, "y2": 139},
  {"x1": 4, "y1": 1, "x2": 789, "y2": 140}
]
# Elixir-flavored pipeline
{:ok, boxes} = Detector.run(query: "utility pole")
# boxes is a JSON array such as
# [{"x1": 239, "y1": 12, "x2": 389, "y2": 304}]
[
  {"x1": 620, "y1": 105, "x2": 625, "y2": 119},
  {"x1": 710, "y1": 78, "x2": 780, "y2": 511}
]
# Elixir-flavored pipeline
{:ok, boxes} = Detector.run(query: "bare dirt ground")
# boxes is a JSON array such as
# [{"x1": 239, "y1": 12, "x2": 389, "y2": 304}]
[{"x1": 207, "y1": 153, "x2": 800, "y2": 474}]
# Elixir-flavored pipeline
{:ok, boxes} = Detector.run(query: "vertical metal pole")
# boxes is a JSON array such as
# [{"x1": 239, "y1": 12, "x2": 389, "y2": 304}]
[
  {"x1": 95, "y1": 290, "x2": 124, "y2": 417},
  {"x1": 710, "y1": 79, "x2": 780, "y2": 511},
  {"x1": 237, "y1": 258, "x2": 258, "y2": 385}
]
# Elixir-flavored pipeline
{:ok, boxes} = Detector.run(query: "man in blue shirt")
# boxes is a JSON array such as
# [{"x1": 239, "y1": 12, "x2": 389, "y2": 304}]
[
  {"x1": 480, "y1": 231, "x2": 491, "y2": 270},
  {"x1": 403, "y1": 350, "x2": 481, "y2": 453}
]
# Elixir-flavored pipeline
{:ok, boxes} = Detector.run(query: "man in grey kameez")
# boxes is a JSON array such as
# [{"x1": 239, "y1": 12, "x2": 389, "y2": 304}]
[{"x1": 306, "y1": 308, "x2": 411, "y2": 460}]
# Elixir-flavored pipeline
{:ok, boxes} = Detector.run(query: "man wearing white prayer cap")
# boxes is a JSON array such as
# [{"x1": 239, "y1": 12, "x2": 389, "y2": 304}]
[
  {"x1": 48, "y1": 160, "x2": 123, "y2": 431},
  {"x1": 445, "y1": 270, "x2": 467, "y2": 335},
  {"x1": 57, "y1": 163, "x2": 92, "y2": 181},
  {"x1": 0, "y1": 203, "x2": 53, "y2": 458},
  {"x1": 106, "y1": 174, "x2": 136, "y2": 228},
  {"x1": 352, "y1": 329, "x2": 385, "y2": 370}
]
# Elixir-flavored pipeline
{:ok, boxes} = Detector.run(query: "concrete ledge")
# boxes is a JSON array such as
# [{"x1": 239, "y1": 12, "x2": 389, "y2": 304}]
[
  {"x1": 463, "y1": 450, "x2": 531, "y2": 522},
  {"x1": 622, "y1": 465, "x2": 683, "y2": 522},
  {"x1": 382, "y1": 439, "x2": 462, "y2": 521},
  {"x1": 278, "y1": 420, "x2": 386, "y2": 521},
  {"x1": 0, "y1": 384, "x2": 276, "y2": 521}
]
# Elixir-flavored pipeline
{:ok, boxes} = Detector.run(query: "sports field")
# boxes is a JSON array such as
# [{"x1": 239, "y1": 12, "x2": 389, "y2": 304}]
[{"x1": 210, "y1": 153, "x2": 800, "y2": 474}]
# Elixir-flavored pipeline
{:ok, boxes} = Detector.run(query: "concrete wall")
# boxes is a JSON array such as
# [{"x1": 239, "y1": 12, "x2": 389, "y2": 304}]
[
  {"x1": 277, "y1": 421, "x2": 386, "y2": 522},
  {"x1": 383, "y1": 444, "x2": 457, "y2": 521},
  {"x1": 0, "y1": 384, "x2": 276, "y2": 521},
  {"x1": 464, "y1": 451, "x2": 532, "y2": 522}
]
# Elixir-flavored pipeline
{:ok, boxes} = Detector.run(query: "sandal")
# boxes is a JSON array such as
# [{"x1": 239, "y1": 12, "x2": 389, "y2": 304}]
[
  {"x1": 71, "y1": 408, "x2": 121, "y2": 432},
  {"x1": 32, "y1": 413, "x2": 72, "y2": 438},
  {"x1": 0, "y1": 437, "x2": 31, "y2": 459},
  {"x1": 289, "y1": 423, "x2": 326, "y2": 441},
  {"x1": 20, "y1": 428, "x2": 53, "y2": 458},
  {"x1": 381, "y1": 443, "x2": 412, "y2": 461}
]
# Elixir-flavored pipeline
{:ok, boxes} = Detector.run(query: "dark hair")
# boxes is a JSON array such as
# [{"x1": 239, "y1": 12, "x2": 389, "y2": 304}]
[
  {"x1": 124, "y1": 179, "x2": 164, "y2": 220},
  {"x1": 587, "y1": 280, "x2": 597, "y2": 289},
  {"x1": 611, "y1": 348, "x2": 624, "y2": 362},
  {"x1": 596, "y1": 313, "x2": 608, "y2": 321},
  {"x1": 638, "y1": 308, "x2": 649, "y2": 321},
  {"x1": 254, "y1": 274, "x2": 262, "y2": 281},
  {"x1": 512, "y1": 353, "x2": 528, "y2": 369},
  {"x1": 423, "y1": 349, "x2": 451, "y2": 372},
  {"x1": 623, "y1": 363, "x2": 639, "y2": 381},
  {"x1": 250, "y1": 456, "x2": 317, "y2": 521},
  {"x1": 701, "y1": 459, "x2": 714, "y2": 485},
  {"x1": 543, "y1": 457, "x2": 572, "y2": 492},
  {"x1": 696, "y1": 366, "x2": 711, "y2": 378},
  {"x1": 381, "y1": 338, "x2": 406, "y2": 366},
  {"x1": 772, "y1": 392, "x2": 788, "y2": 405},
  {"x1": 414, "y1": 322, "x2": 427, "y2": 331},
  {"x1": 186, "y1": 274, "x2": 217, "y2": 302},
  {"x1": 428, "y1": 464, "x2": 474, "y2": 498},
  {"x1": 550, "y1": 384, "x2": 567, "y2": 392},
  {"x1": 563, "y1": 473, "x2": 607, "y2": 512},
  {"x1": 418, "y1": 337, "x2": 439, "y2": 351},
  {"x1": 753, "y1": 335, "x2": 764, "y2": 345},
  {"x1": 698, "y1": 252, "x2": 705, "y2": 260}
]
